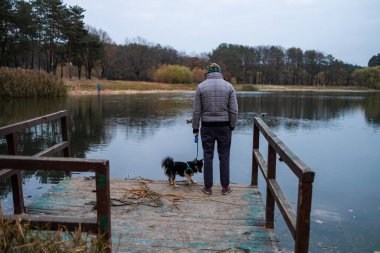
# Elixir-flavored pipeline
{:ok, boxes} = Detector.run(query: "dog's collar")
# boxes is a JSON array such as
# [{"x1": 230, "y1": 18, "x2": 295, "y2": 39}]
[{"x1": 185, "y1": 162, "x2": 194, "y2": 172}]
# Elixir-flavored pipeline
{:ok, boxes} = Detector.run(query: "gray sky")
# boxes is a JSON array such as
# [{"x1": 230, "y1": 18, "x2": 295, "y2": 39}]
[{"x1": 63, "y1": 0, "x2": 380, "y2": 66}]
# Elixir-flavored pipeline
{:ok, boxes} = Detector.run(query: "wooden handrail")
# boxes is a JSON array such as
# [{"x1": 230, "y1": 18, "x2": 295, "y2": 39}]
[
  {"x1": 0, "y1": 155, "x2": 109, "y2": 172},
  {"x1": 254, "y1": 117, "x2": 314, "y2": 180},
  {"x1": 252, "y1": 116, "x2": 315, "y2": 253},
  {"x1": 0, "y1": 155, "x2": 111, "y2": 239},
  {"x1": 0, "y1": 110, "x2": 71, "y2": 212},
  {"x1": 0, "y1": 110, "x2": 67, "y2": 136},
  {"x1": 0, "y1": 111, "x2": 111, "y2": 243}
]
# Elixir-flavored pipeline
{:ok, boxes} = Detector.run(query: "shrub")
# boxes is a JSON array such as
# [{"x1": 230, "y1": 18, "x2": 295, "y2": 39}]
[
  {"x1": 0, "y1": 67, "x2": 67, "y2": 98},
  {"x1": 352, "y1": 66, "x2": 380, "y2": 89},
  {"x1": 230, "y1": 77, "x2": 237, "y2": 85},
  {"x1": 234, "y1": 84, "x2": 258, "y2": 91},
  {"x1": 191, "y1": 67, "x2": 206, "y2": 83},
  {"x1": 153, "y1": 65, "x2": 192, "y2": 84}
]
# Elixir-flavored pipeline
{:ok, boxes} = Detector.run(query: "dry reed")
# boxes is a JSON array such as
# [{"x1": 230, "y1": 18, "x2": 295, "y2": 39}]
[
  {"x1": 0, "y1": 203, "x2": 110, "y2": 253},
  {"x1": 0, "y1": 67, "x2": 67, "y2": 98}
]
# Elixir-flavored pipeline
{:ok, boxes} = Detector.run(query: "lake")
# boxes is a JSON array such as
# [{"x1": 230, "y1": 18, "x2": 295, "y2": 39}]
[{"x1": 1, "y1": 91, "x2": 380, "y2": 252}]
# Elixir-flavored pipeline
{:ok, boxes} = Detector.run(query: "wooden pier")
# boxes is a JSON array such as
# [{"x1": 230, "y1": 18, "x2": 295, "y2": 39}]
[
  {"x1": 1, "y1": 111, "x2": 315, "y2": 252},
  {"x1": 26, "y1": 177, "x2": 280, "y2": 252}
]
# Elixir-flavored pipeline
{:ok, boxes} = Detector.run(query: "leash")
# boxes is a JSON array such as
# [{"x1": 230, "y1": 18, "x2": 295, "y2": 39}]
[{"x1": 194, "y1": 135, "x2": 199, "y2": 160}]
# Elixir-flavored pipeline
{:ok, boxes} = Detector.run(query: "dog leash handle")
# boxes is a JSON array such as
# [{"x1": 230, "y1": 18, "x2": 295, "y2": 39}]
[{"x1": 194, "y1": 135, "x2": 199, "y2": 159}]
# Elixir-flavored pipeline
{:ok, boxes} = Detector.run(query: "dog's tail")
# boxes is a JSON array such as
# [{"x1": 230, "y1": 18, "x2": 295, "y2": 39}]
[{"x1": 161, "y1": 156, "x2": 174, "y2": 169}]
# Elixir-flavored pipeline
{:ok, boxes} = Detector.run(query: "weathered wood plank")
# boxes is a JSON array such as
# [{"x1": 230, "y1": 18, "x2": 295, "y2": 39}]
[
  {"x1": 26, "y1": 177, "x2": 280, "y2": 252},
  {"x1": 295, "y1": 180, "x2": 313, "y2": 253},
  {"x1": 6, "y1": 133, "x2": 25, "y2": 214},
  {"x1": 265, "y1": 144, "x2": 277, "y2": 230},
  {"x1": 251, "y1": 122, "x2": 260, "y2": 186},
  {"x1": 253, "y1": 116, "x2": 314, "y2": 253},
  {"x1": 96, "y1": 164, "x2": 111, "y2": 239},
  {"x1": 3, "y1": 214, "x2": 97, "y2": 232},
  {"x1": 0, "y1": 110, "x2": 67, "y2": 136},
  {"x1": 0, "y1": 155, "x2": 108, "y2": 173},
  {"x1": 0, "y1": 169, "x2": 17, "y2": 180},
  {"x1": 254, "y1": 149, "x2": 268, "y2": 179},
  {"x1": 33, "y1": 141, "x2": 69, "y2": 157},
  {"x1": 268, "y1": 179, "x2": 296, "y2": 238},
  {"x1": 254, "y1": 117, "x2": 314, "y2": 180}
]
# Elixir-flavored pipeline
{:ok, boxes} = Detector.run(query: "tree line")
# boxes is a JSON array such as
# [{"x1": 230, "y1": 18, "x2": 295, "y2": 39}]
[
  {"x1": 209, "y1": 43, "x2": 363, "y2": 86},
  {"x1": 0, "y1": 0, "x2": 208, "y2": 80},
  {"x1": 0, "y1": 0, "x2": 107, "y2": 79},
  {"x1": 1, "y1": 0, "x2": 379, "y2": 87}
]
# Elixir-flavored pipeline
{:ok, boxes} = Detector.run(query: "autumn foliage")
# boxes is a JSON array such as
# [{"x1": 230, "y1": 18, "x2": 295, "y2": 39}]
[{"x1": 153, "y1": 65, "x2": 193, "y2": 84}]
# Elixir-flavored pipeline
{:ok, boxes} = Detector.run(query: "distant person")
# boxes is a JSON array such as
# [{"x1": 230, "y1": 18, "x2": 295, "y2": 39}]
[
  {"x1": 192, "y1": 63, "x2": 238, "y2": 195},
  {"x1": 97, "y1": 82, "x2": 101, "y2": 94}
]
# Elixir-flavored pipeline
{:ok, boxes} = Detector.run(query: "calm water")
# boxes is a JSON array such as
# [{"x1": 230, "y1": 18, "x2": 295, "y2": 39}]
[{"x1": 1, "y1": 91, "x2": 380, "y2": 252}]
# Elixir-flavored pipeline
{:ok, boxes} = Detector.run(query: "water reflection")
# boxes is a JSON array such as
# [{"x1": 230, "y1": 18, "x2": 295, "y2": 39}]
[
  {"x1": 238, "y1": 91, "x2": 380, "y2": 130},
  {"x1": 1, "y1": 91, "x2": 380, "y2": 190},
  {"x1": 1, "y1": 91, "x2": 380, "y2": 192}
]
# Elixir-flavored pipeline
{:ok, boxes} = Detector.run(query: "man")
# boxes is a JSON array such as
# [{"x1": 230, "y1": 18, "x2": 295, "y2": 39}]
[{"x1": 192, "y1": 63, "x2": 238, "y2": 195}]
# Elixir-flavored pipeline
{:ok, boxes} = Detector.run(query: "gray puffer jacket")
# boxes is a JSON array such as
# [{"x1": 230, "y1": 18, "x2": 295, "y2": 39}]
[{"x1": 192, "y1": 72, "x2": 238, "y2": 130}]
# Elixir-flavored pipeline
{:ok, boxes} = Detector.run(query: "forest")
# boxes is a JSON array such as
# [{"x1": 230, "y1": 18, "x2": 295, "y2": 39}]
[{"x1": 1, "y1": 0, "x2": 379, "y2": 88}]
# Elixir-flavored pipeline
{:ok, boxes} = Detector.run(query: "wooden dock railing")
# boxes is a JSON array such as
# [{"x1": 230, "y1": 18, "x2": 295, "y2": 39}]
[
  {"x1": 251, "y1": 116, "x2": 315, "y2": 253},
  {"x1": 0, "y1": 111, "x2": 111, "y2": 239}
]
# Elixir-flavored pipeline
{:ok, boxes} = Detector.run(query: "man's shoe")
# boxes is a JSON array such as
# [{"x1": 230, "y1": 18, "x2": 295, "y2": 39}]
[
  {"x1": 201, "y1": 187, "x2": 212, "y2": 195},
  {"x1": 221, "y1": 186, "x2": 232, "y2": 195}
]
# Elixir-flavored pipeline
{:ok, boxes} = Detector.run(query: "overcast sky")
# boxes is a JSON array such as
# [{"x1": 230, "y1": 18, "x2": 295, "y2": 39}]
[{"x1": 63, "y1": 0, "x2": 380, "y2": 66}]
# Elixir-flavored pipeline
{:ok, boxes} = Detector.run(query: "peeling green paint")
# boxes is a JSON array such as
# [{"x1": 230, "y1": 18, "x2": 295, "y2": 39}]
[
  {"x1": 27, "y1": 177, "x2": 279, "y2": 252},
  {"x1": 100, "y1": 215, "x2": 108, "y2": 230},
  {"x1": 97, "y1": 174, "x2": 106, "y2": 187}
]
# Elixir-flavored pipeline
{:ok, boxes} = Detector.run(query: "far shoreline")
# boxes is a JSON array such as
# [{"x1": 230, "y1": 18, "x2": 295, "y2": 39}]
[
  {"x1": 67, "y1": 85, "x2": 378, "y2": 96},
  {"x1": 68, "y1": 89, "x2": 194, "y2": 96},
  {"x1": 64, "y1": 79, "x2": 378, "y2": 96},
  {"x1": 68, "y1": 89, "x2": 378, "y2": 96}
]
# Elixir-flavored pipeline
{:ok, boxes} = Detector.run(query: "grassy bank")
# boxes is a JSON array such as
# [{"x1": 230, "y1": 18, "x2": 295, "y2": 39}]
[
  {"x1": 0, "y1": 68, "x2": 67, "y2": 98},
  {"x1": 65, "y1": 79, "x2": 373, "y2": 95},
  {"x1": 0, "y1": 207, "x2": 109, "y2": 252},
  {"x1": 251, "y1": 84, "x2": 372, "y2": 91},
  {"x1": 66, "y1": 79, "x2": 196, "y2": 92}
]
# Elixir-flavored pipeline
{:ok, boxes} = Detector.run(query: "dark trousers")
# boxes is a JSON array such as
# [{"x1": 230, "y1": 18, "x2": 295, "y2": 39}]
[{"x1": 201, "y1": 126, "x2": 232, "y2": 188}]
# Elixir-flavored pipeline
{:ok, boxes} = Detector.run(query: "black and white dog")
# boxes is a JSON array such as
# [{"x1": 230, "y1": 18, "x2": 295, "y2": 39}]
[{"x1": 161, "y1": 156, "x2": 203, "y2": 187}]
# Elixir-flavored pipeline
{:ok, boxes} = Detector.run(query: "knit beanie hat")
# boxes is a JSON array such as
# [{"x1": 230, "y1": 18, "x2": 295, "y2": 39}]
[{"x1": 207, "y1": 63, "x2": 221, "y2": 73}]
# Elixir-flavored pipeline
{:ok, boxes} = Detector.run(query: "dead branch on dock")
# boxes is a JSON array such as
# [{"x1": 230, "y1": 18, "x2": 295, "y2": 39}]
[
  {"x1": 87, "y1": 178, "x2": 185, "y2": 212},
  {"x1": 121, "y1": 179, "x2": 185, "y2": 211},
  {"x1": 86, "y1": 178, "x2": 243, "y2": 213}
]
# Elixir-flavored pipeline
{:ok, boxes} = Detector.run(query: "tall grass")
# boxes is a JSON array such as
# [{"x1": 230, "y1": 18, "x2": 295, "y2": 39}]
[
  {"x1": 0, "y1": 68, "x2": 67, "y2": 98},
  {"x1": 0, "y1": 204, "x2": 110, "y2": 252}
]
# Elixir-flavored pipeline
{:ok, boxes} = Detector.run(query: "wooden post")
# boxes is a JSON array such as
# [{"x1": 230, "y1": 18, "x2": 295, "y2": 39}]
[
  {"x1": 60, "y1": 115, "x2": 70, "y2": 157},
  {"x1": 61, "y1": 115, "x2": 71, "y2": 177},
  {"x1": 251, "y1": 117, "x2": 314, "y2": 252},
  {"x1": 95, "y1": 161, "x2": 111, "y2": 249},
  {"x1": 251, "y1": 121, "x2": 260, "y2": 186},
  {"x1": 265, "y1": 144, "x2": 276, "y2": 229},
  {"x1": 294, "y1": 176, "x2": 314, "y2": 253},
  {"x1": 6, "y1": 133, "x2": 25, "y2": 214}
]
